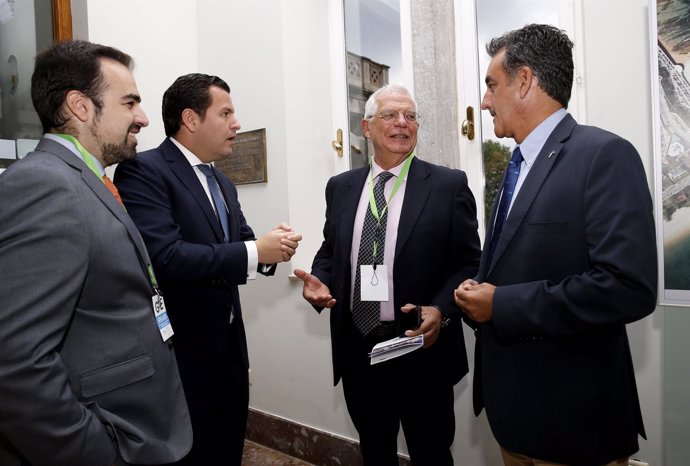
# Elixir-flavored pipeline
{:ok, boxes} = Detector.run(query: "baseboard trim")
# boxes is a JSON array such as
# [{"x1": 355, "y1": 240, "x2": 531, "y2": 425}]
[{"x1": 246, "y1": 408, "x2": 410, "y2": 465}]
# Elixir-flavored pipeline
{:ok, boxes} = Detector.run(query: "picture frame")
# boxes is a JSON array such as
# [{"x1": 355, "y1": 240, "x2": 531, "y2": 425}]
[
  {"x1": 215, "y1": 128, "x2": 268, "y2": 185},
  {"x1": 650, "y1": 0, "x2": 690, "y2": 306}
]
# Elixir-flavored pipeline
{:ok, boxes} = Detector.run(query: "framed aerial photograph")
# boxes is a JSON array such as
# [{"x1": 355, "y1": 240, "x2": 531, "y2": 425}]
[
  {"x1": 651, "y1": 0, "x2": 690, "y2": 306},
  {"x1": 215, "y1": 128, "x2": 267, "y2": 185}
]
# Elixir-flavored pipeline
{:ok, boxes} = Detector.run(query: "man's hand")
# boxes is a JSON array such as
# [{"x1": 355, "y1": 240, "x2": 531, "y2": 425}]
[
  {"x1": 401, "y1": 304, "x2": 442, "y2": 347},
  {"x1": 454, "y1": 279, "x2": 496, "y2": 323},
  {"x1": 256, "y1": 223, "x2": 302, "y2": 264},
  {"x1": 294, "y1": 268, "x2": 336, "y2": 308}
]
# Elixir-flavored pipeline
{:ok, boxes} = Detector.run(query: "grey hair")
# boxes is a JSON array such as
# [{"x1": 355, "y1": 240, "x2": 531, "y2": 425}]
[{"x1": 363, "y1": 83, "x2": 418, "y2": 119}]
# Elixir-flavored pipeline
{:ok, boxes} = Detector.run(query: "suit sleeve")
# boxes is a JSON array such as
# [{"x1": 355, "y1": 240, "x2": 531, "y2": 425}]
[
  {"x1": 309, "y1": 177, "x2": 337, "y2": 312},
  {"x1": 493, "y1": 137, "x2": 657, "y2": 338},
  {"x1": 115, "y1": 157, "x2": 251, "y2": 285},
  {"x1": 432, "y1": 170, "x2": 482, "y2": 319},
  {"x1": 0, "y1": 164, "x2": 116, "y2": 466}
]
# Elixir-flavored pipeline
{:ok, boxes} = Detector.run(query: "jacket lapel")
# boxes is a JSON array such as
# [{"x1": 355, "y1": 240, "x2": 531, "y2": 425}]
[
  {"x1": 161, "y1": 138, "x2": 225, "y2": 242},
  {"x1": 487, "y1": 114, "x2": 576, "y2": 274},
  {"x1": 395, "y1": 157, "x2": 431, "y2": 258},
  {"x1": 37, "y1": 138, "x2": 154, "y2": 276},
  {"x1": 339, "y1": 168, "x2": 369, "y2": 261}
]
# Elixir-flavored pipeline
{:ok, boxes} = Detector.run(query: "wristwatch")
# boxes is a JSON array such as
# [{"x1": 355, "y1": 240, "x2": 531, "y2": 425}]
[{"x1": 430, "y1": 305, "x2": 452, "y2": 328}]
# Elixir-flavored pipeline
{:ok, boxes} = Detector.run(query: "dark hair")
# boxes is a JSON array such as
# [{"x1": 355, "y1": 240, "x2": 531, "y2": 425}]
[
  {"x1": 487, "y1": 24, "x2": 574, "y2": 108},
  {"x1": 31, "y1": 40, "x2": 133, "y2": 133},
  {"x1": 162, "y1": 74, "x2": 231, "y2": 137}
]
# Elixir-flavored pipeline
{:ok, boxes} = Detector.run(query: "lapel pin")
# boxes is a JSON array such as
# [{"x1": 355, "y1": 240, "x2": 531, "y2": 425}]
[{"x1": 548, "y1": 151, "x2": 556, "y2": 158}]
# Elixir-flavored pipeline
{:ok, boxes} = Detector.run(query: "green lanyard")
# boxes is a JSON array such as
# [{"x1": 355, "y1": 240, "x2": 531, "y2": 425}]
[
  {"x1": 368, "y1": 153, "x2": 414, "y2": 261},
  {"x1": 55, "y1": 134, "x2": 160, "y2": 294},
  {"x1": 56, "y1": 134, "x2": 105, "y2": 180}
]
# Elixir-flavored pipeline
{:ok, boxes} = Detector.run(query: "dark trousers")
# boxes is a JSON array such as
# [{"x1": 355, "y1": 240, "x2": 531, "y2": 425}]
[
  {"x1": 173, "y1": 335, "x2": 249, "y2": 466},
  {"x1": 341, "y1": 326, "x2": 455, "y2": 466}
]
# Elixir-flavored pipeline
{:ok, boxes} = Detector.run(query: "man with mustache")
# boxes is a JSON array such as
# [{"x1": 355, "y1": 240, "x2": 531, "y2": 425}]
[
  {"x1": 115, "y1": 73, "x2": 302, "y2": 466},
  {"x1": 0, "y1": 40, "x2": 192, "y2": 465}
]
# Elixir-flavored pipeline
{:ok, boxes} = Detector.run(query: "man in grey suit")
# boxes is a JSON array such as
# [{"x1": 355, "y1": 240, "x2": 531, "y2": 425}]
[{"x1": 0, "y1": 40, "x2": 192, "y2": 466}]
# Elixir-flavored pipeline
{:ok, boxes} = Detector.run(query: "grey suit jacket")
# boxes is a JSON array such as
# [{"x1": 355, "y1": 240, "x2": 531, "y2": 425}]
[{"x1": 0, "y1": 138, "x2": 192, "y2": 466}]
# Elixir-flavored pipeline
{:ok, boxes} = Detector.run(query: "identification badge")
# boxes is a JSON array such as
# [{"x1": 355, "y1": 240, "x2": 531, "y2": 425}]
[
  {"x1": 152, "y1": 294, "x2": 174, "y2": 342},
  {"x1": 360, "y1": 264, "x2": 389, "y2": 301}
]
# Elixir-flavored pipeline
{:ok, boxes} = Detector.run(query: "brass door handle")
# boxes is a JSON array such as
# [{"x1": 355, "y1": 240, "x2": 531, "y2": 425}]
[
  {"x1": 461, "y1": 106, "x2": 475, "y2": 140},
  {"x1": 331, "y1": 128, "x2": 343, "y2": 157}
]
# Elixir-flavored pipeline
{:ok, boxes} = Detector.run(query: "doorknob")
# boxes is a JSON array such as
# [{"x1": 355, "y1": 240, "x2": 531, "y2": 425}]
[
  {"x1": 461, "y1": 106, "x2": 475, "y2": 140},
  {"x1": 331, "y1": 128, "x2": 344, "y2": 157}
]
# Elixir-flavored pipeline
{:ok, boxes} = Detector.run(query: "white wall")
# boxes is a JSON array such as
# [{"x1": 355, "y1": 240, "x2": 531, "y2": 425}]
[
  {"x1": 194, "y1": 0, "x2": 358, "y2": 439},
  {"x1": 78, "y1": 1, "x2": 666, "y2": 464},
  {"x1": 79, "y1": 0, "x2": 198, "y2": 154},
  {"x1": 581, "y1": 1, "x2": 662, "y2": 464}
]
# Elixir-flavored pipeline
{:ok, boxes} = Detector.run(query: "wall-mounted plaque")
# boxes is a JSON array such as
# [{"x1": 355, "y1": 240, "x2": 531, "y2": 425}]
[{"x1": 216, "y1": 128, "x2": 267, "y2": 185}]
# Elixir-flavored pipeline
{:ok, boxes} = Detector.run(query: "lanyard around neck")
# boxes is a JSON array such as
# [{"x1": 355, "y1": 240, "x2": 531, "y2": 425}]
[
  {"x1": 55, "y1": 134, "x2": 104, "y2": 180},
  {"x1": 367, "y1": 153, "x2": 414, "y2": 261},
  {"x1": 368, "y1": 153, "x2": 414, "y2": 222},
  {"x1": 55, "y1": 134, "x2": 160, "y2": 293}
]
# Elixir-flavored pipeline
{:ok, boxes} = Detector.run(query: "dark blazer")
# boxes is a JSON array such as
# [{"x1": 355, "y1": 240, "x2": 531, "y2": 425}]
[
  {"x1": 475, "y1": 114, "x2": 657, "y2": 465},
  {"x1": 114, "y1": 138, "x2": 263, "y2": 390},
  {"x1": 311, "y1": 157, "x2": 481, "y2": 386},
  {"x1": 0, "y1": 138, "x2": 192, "y2": 466}
]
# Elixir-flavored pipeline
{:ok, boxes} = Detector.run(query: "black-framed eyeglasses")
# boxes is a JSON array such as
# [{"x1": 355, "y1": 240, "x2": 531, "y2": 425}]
[{"x1": 374, "y1": 111, "x2": 420, "y2": 124}]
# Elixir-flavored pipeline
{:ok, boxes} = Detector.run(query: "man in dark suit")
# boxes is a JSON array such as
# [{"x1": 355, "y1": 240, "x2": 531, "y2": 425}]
[
  {"x1": 454, "y1": 24, "x2": 657, "y2": 465},
  {"x1": 0, "y1": 40, "x2": 192, "y2": 465},
  {"x1": 114, "y1": 73, "x2": 301, "y2": 466},
  {"x1": 295, "y1": 83, "x2": 481, "y2": 465}
]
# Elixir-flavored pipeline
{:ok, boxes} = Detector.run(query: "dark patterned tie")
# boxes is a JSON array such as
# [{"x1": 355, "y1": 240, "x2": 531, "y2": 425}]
[
  {"x1": 352, "y1": 171, "x2": 394, "y2": 336},
  {"x1": 198, "y1": 164, "x2": 230, "y2": 242},
  {"x1": 488, "y1": 147, "x2": 523, "y2": 263}
]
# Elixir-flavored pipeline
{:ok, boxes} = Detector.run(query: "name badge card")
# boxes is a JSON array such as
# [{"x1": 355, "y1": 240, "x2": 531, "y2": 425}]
[
  {"x1": 360, "y1": 264, "x2": 389, "y2": 302},
  {"x1": 152, "y1": 294, "x2": 174, "y2": 342}
]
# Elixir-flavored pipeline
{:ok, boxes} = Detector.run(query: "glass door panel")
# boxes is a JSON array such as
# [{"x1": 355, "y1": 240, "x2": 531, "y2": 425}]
[{"x1": 343, "y1": 0, "x2": 404, "y2": 169}]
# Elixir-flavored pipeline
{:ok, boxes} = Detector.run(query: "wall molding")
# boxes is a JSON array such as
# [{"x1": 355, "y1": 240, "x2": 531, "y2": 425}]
[{"x1": 246, "y1": 408, "x2": 410, "y2": 465}]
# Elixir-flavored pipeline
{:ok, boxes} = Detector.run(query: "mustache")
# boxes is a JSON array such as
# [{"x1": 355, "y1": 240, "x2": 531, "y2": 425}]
[{"x1": 128, "y1": 123, "x2": 143, "y2": 134}]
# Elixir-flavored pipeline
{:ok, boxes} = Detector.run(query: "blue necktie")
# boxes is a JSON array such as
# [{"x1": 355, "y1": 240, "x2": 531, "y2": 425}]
[
  {"x1": 198, "y1": 164, "x2": 230, "y2": 242},
  {"x1": 488, "y1": 147, "x2": 523, "y2": 262}
]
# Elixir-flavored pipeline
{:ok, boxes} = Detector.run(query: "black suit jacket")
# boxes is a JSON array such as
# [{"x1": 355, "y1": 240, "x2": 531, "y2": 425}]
[
  {"x1": 311, "y1": 157, "x2": 481, "y2": 386},
  {"x1": 115, "y1": 138, "x2": 265, "y2": 390},
  {"x1": 475, "y1": 115, "x2": 657, "y2": 465}
]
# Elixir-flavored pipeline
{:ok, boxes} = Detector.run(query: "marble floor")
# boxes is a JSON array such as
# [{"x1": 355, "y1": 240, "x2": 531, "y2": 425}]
[{"x1": 242, "y1": 440, "x2": 316, "y2": 466}]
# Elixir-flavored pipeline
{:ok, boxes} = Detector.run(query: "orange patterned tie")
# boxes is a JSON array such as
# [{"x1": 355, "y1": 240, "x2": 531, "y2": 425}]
[{"x1": 102, "y1": 175, "x2": 124, "y2": 205}]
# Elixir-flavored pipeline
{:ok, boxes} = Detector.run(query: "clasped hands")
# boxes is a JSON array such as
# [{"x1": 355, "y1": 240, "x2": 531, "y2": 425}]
[
  {"x1": 256, "y1": 223, "x2": 302, "y2": 264},
  {"x1": 453, "y1": 279, "x2": 496, "y2": 323}
]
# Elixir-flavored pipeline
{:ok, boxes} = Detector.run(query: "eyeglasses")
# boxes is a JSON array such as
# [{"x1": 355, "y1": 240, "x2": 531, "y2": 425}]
[{"x1": 374, "y1": 110, "x2": 420, "y2": 124}]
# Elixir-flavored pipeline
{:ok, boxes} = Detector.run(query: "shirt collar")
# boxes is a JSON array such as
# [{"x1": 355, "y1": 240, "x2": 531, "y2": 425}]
[
  {"x1": 44, "y1": 133, "x2": 105, "y2": 176},
  {"x1": 170, "y1": 137, "x2": 207, "y2": 168},
  {"x1": 516, "y1": 108, "x2": 568, "y2": 167},
  {"x1": 371, "y1": 154, "x2": 411, "y2": 180}
]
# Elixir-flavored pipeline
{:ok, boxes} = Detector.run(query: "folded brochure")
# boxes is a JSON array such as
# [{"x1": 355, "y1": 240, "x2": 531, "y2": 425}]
[{"x1": 368, "y1": 335, "x2": 424, "y2": 365}]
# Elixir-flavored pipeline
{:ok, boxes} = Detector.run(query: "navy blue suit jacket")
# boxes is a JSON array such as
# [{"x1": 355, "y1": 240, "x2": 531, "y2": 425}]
[
  {"x1": 114, "y1": 138, "x2": 262, "y2": 389},
  {"x1": 475, "y1": 114, "x2": 657, "y2": 465},
  {"x1": 311, "y1": 157, "x2": 481, "y2": 386}
]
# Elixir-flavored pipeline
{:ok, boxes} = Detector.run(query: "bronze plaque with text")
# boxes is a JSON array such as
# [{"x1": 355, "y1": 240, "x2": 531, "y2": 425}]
[{"x1": 216, "y1": 128, "x2": 267, "y2": 185}]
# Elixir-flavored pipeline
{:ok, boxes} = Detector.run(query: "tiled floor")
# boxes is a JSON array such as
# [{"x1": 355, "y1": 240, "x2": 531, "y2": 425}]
[{"x1": 242, "y1": 440, "x2": 316, "y2": 466}]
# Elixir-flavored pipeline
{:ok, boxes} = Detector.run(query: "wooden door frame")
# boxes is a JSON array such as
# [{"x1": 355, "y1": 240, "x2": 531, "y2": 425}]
[{"x1": 52, "y1": 0, "x2": 72, "y2": 42}]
